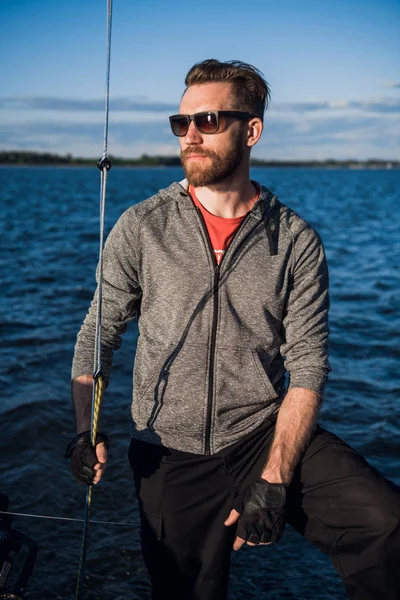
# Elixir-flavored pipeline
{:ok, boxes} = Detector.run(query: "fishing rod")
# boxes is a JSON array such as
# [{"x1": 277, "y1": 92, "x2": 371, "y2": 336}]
[{"x1": 74, "y1": 1, "x2": 113, "y2": 597}]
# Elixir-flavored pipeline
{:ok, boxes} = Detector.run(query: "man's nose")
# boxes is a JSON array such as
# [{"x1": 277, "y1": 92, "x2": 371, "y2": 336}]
[{"x1": 183, "y1": 120, "x2": 203, "y2": 144}]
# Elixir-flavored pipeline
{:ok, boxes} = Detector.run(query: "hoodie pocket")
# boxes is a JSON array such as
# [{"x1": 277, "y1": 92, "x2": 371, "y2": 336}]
[
  {"x1": 214, "y1": 347, "x2": 278, "y2": 430},
  {"x1": 251, "y1": 349, "x2": 279, "y2": 397},
  {"x1": 134, "y1": 341, "x2": 208, "y2": 432}
]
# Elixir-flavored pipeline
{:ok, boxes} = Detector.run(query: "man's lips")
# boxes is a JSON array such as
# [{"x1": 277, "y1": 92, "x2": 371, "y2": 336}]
[{"x1": 185, "y1": 153, "x2": 210, "y2": 160}]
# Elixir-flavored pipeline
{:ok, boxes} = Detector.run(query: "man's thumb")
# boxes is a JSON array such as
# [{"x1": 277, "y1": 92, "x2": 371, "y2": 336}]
[{"x1": 224, "y1": 508, "x2": 240, "y2": 526}]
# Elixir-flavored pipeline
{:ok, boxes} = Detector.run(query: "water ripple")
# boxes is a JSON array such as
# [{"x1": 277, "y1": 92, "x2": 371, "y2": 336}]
[{"x1": 0, "y1": 166, "x2": 399, "y2": 599}]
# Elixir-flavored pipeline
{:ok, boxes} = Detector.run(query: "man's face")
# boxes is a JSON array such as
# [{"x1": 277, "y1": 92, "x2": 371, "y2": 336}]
[{"x1": 178, "y1": 82, "x2": 248, "y2": 187}]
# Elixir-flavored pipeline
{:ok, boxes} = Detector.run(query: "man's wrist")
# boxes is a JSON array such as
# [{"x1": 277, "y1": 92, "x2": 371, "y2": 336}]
[{"x1": 260, "y1": 469, "x2": 290, "y2": 485}]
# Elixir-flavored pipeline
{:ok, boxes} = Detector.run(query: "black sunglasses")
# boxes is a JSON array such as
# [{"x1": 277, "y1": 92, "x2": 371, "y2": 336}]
[{"x1": 169, "y1": 110, "x2": 256, "y2": 137}]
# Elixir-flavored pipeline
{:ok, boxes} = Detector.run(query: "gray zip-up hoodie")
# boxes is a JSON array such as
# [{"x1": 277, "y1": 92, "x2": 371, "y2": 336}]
[{"x1": 72, "y1": 180, "x2": 330, "y2": 455}]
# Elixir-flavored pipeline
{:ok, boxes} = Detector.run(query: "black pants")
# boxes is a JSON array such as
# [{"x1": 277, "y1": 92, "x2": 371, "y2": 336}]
[{"x1": 128, "y1": 421, "x2": 400, "y2": 600}]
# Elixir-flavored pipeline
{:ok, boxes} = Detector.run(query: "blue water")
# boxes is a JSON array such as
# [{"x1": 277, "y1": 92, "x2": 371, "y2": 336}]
[{"x1": 0, "y1": 166, "x2": 399, "y2": 599}]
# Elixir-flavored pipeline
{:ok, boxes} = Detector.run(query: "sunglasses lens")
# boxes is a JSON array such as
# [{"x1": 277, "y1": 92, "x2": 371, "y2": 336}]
[
  {"x1": 170, "y1": 116, "x2": 189, "y2": 137},
  {"x1": 195, "y1": 112, "x2": 218, "y2": 133}
]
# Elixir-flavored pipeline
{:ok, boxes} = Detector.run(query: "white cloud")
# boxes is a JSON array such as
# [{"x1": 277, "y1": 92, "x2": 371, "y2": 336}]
[
  {"x1": 329, "y1": 100, "x2": 350, "y2": 108},
  {"x1": 1, "y1": 93, "x2": 399, "y2": 160}
]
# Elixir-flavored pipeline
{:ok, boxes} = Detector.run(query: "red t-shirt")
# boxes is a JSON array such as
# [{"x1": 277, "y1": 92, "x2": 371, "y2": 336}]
[{"x1": 189, "y1": 184, "x2": 260, "y2": 265}]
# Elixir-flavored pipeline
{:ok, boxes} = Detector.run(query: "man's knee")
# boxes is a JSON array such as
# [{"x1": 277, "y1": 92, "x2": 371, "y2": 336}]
[
  {"x1": 363, "y1": 500, "x2": 399, "y2": 544},
  {"x1": 342, "y1": 471, "x2": 400, "y2": 553}
]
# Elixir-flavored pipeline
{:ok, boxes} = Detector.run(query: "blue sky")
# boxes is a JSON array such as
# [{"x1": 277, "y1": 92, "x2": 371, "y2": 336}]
[{"x1": 1, "y1": 0, "x2": 399, "y2": 160}]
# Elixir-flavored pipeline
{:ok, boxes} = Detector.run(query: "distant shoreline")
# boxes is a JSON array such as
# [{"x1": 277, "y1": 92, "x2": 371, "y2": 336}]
[
  {"x1": 0, "y1": 151, "x2": 399, "y2": 170},
  {"x1": 1, "y1": 164, "x2": 399, "y2": 171}
]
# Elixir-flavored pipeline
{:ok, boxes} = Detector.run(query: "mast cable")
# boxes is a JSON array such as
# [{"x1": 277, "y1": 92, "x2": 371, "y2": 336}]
[
  {"x1": 0, "y1": 510, "x2": 138, "y2": 528},
  {"x1": 76, "y1": 1, "x2": 113, "y2": 598}
]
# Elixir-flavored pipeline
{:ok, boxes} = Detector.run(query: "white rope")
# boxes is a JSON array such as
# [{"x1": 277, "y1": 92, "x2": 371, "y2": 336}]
[
  {"x1": 93, "y1": 0, "x2": 113, "y2": 393},
  {"x1": 0, "y1": 510, "x2": 138, "y2": 527},
  {"x1": 93, "y1": 166, "x2": 107, "y2": 385},
  {"x1": 102, "y1": 0, "x2": 113, "y2": 161},
  {"x1": 75, "y1": 3, "x2": 114, "y2": 597}
]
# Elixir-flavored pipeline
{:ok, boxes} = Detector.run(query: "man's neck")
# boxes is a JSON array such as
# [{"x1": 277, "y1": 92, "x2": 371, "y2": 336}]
[{"x1": 191, "y1": 172, "x2": 258, "y2": 219}]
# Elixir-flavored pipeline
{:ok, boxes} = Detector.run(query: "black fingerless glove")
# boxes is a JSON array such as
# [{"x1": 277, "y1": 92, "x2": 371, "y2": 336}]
[
  {"x1": 234, "y1": 478, "x2": 286, "y2": 545},
  {"x1": 65, "y1": 431, "x2": 110, "y2": 486}
]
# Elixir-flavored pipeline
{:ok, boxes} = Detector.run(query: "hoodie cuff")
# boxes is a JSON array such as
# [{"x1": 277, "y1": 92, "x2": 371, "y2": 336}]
[{"x1": 288, "y1": 370, "x2": 328, "y2": 399}]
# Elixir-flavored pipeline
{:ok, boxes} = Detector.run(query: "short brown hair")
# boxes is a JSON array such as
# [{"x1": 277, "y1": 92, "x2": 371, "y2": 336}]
[{"x1": 184, "y1": 59, "x2": 270, "y2": 120}]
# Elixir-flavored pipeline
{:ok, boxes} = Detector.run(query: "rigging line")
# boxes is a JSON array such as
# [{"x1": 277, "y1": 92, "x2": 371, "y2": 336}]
[
  {"x1": 94, "y1": 169, "x2": 107, "y2": 383},
  {"x1": 102, "y1": 0, "x2": 113, "y2": 161},
  {"x1": 0, "y1": 510, "x2": 139, "y2": 527},
  {"x1": 76, "y1": 1, "x2": 113, "y2": 598},
  {"x1": 94, "y1": 0, "x2": 113, "y2": 391}
]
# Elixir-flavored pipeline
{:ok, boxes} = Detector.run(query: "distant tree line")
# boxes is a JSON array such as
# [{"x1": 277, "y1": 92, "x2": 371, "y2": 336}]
[
  {"x1": 0, "y1": 151, "x2": 398, "y2": 169},
  {"x1": 0, "y1": 151, "x2": 182, "y2": 167}
]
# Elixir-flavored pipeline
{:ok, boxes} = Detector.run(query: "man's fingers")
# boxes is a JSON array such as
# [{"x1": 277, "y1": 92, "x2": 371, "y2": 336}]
[
  {"x1": 93, "y1": 462, "x2": 106, "y2": 472},
  {"x1": 233, "y1": 536, "x2": 246, "y2": 551},
  {"x1": 92, "y1": 463, "x2": 105, "y2": 484},
  {"x1": 224, "y1": 508, "x2": 240, "y2": 526},
  {"x1": 92, "y1": 444, "x2": 107, "y2": 484},
  {"x1": 233, "y1": 537, "x2": 272, "y2": 550},
  {"x1": 96, "y1": 441, "x2": 108, "y2": 463}
]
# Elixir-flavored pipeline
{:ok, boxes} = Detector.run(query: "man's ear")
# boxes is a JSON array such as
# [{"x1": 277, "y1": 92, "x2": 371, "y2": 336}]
[{"x1": 247, "y1": 118, "x2": 263, "y2": 147}]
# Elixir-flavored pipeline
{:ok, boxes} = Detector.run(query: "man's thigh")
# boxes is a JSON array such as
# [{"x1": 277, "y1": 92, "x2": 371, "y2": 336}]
[
  {"x1": 129, "y1": 439, "x2": 237, "y2": 600},
  {"x1": 287, "y1": 426, "x2": 399, "y2": 541},
  {"x1": 286, "y1": 426, "x2": 400, "y2": 596}
]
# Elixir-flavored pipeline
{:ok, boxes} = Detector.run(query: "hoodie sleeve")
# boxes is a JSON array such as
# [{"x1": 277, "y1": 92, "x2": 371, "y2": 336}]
[
  {"x1": 280, "y1": 223, "x2": 331, "y2": 398},
  {"x1": 71, "y1": 206, "x2": 142, "y2": 385}
]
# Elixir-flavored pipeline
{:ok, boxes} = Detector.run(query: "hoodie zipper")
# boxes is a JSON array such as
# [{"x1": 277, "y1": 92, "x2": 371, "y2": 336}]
[
  {"x1": 206, "y1": 261, "x2": 220, "y2": 455},
  {"x1": 194, "y1": 206, "x2": 253, "y2": 455}
]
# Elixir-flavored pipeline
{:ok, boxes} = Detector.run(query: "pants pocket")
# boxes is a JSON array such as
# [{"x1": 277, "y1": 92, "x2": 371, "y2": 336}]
[{"x1": 141, "y1": 509, "x2": 163, "y2": 541}]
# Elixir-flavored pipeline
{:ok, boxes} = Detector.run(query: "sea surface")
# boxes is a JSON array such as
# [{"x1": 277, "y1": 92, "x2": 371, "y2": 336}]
[{"x1": 0, "y1": 166, "x2": 399, "y2": 600}]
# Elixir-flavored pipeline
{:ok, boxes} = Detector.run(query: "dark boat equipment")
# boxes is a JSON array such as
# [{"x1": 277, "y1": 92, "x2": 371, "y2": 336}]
[{"x1": 0, "y1": 495, "x2": 37, "y2": 600}]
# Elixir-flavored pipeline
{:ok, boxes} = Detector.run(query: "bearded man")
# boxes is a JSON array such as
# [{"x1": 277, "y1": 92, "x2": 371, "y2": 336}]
[{"x1": 68, "y1": 59, "x2": 400, "y2": 600}]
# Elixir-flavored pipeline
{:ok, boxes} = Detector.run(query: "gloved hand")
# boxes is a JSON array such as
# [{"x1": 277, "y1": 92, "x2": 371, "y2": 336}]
[
  {"x1": 225, "y1": 478, "x2": 286, "y2": 548},
  {"x1": 65, "y1": 431, "x2": 110, "y2": 486}
]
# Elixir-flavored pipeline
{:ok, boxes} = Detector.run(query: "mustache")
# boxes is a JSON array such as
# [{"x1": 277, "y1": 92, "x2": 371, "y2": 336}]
[{"x1": 181, "y1": 148, "x2": 217, "y2": 159}]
